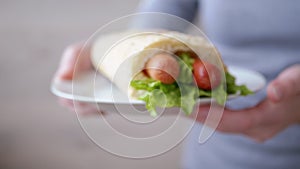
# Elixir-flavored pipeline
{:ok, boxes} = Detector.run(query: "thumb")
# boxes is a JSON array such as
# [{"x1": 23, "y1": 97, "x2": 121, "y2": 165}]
[
  {"x1": 55, "y1": 44, "x2": 79, "y2": 80},
  {"x1": 267, "y1": 64, "x2": 300, "y2": 102},
  {"x1": 55, "y1": 42, "x2": 91, "y2": 80}
]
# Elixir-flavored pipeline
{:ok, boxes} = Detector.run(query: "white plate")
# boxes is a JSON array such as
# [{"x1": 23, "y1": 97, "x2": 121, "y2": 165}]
[{"x1": 51, "y1": 66, "x2": 266, "y2": 106}]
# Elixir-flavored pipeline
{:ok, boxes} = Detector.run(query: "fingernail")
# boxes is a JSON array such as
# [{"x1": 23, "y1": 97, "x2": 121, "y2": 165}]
[{"x1": 272, "y1": 86, "x2": 282, "y2": 101}]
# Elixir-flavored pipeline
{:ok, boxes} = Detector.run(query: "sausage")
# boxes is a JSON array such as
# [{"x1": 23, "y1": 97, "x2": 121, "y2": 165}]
[
  {"x1": 145, "y1": 53, "x2": 180, "y2": 84},
  {"x1": 193, "y1": 59, "x2": 221, "y2": 90}
]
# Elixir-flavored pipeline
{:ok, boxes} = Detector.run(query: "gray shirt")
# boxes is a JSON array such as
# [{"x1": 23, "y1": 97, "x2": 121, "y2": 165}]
[{"x1": 137, "y1": 0, "x2": 300, "y2": 168}]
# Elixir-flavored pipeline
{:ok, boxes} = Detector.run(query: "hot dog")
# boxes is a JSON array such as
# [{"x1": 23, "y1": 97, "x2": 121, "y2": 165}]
[
  {"x1": 145, "y1": 53, "x2": 180, "y2": 84},
  {"x1": 193, "y1": 59, "x2": 222, "y2": 90},
  {"x1": 144, "y1": 52, "x2": 222, "y2": 90}
]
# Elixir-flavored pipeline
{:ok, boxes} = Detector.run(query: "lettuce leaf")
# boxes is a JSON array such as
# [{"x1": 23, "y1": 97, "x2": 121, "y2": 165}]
[
  {"x1": 130, "y1": 54, "x2": 198, "y2": 116},
  {"x1": 131, "y1": 80, "x2": 198, "y2": 116},
  {"x1": 130, "y1": 53, "x2": 252, "y2": 116},
  {"x1": 178, "y1": 53, "x2": 195, "y2": 84},
  {"x1": 225, "y1": 72, "x2": 253, "y2": 96}
]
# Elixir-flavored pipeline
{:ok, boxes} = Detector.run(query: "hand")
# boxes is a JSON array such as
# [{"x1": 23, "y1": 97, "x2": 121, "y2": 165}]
[
  {"x1": 54, "y1": 42, "x2": 100, "y2": 115},
  {"x1": 195, "y1": 64, "x2": 300, "y2": 142}
]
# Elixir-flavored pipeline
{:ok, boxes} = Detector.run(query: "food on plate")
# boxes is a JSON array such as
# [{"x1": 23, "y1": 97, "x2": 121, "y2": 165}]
[{"x1": 91, "y1": 31, "x2": 252, "y2": 116}]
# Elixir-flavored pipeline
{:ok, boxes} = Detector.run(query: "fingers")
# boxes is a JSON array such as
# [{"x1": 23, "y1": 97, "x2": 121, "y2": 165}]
[
  {"x1": 54, "y1": 42, "x2": 98, "y2": 116},
  {"x1": 56, "y1": 43, "x2": 81, "y2": 80},
  {"x1": 194, "y1": 105, "x2": 210, "y2": 121},
  {"x1": 58, "y1": 98, "x2": 102, "y2": 116},
  {"x1": 194, "y1": 99, "x2": 294, "y2": 142},
  {"x1": 55, "y1": 42, "x2": 92, "y2": 80},
  {"x1": 195, "y1": 65, "x2": 300, "y2": 141},
  {"x1": 195, "y1": 104, "x2": 259, "y2": 133},
  {"x1": 267, "y1": 64, "x2": 300, "y2": 102}
]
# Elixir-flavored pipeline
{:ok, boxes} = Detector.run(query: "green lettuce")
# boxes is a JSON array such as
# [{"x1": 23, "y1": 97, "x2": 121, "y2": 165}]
[
  {"x1": 130, "y1": 54, "x2": 198, "y2": 116},
  {"x1": 225, "y1": 72, "x2": 253, "y2": 96},
  {"x1": 130, "y1": 53, "x2": 252, "y2": 116}
]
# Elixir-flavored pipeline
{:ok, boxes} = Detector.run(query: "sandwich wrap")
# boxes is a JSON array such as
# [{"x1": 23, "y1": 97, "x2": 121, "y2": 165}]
[
  {"x1": 92, "y1": 31, "x2": 223, "y2": 97},
  {"x1": 91, "y1": 31, "x2": 252, "y2": 116}
]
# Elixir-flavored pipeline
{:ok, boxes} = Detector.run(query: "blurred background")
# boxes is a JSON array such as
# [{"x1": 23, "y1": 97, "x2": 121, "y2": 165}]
[{"x1": 0, "y1": 0, "x2": 189, "y2": 168}]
